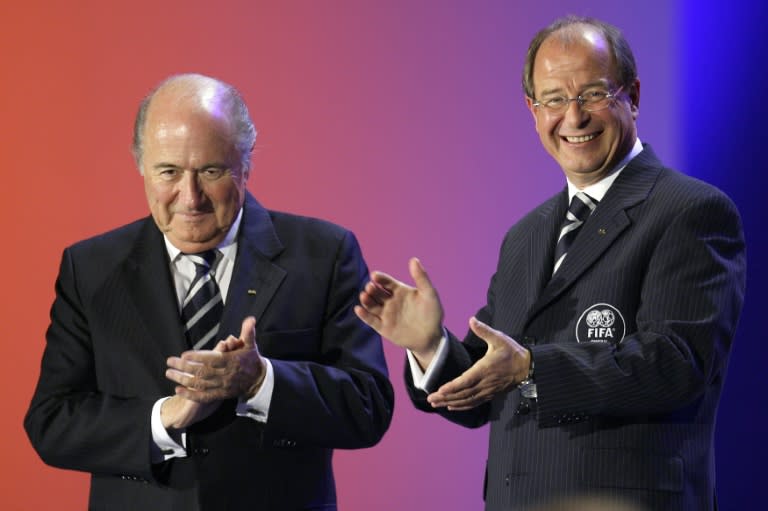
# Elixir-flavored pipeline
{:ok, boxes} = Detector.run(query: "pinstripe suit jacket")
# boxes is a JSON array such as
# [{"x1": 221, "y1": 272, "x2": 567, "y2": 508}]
[{"x1": 406, "y1": 145, "x2": 746, "y2": 510}]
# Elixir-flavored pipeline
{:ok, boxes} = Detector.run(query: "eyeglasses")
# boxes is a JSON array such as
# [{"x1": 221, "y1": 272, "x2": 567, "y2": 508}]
[{"x1": 532, "y1": 86, "x2": 624, "y2": 114}]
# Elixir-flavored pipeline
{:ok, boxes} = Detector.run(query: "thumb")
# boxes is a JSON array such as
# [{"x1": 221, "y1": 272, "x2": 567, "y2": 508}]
[
  {"x1": 409, "y1": 257, "x2": 436, "y2": 293},
  {"x1": 468, "y1": 316, "x2": 504, "y2": 348},
  {"x1": 239, "y1": 316, "x2": 257, "y2": 348}
]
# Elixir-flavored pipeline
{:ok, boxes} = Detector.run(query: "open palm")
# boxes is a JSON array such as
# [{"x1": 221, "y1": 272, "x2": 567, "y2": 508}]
[{"x1": 355, "y1": 258, "x2": 444, "y2": 356}]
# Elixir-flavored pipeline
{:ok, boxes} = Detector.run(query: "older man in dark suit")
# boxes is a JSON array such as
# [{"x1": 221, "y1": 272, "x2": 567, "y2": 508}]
[
  {"x1": 355, "y1": 16, "x2": 745, "y2": 511},
  {"x1": 25, "y1": 73, "x2": 393, "y2": 510}
]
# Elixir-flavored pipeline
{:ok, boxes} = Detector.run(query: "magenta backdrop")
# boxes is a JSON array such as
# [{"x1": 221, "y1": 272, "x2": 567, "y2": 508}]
[{"x1": 1, "y1": 1, "x2": 695, "y2": 510}]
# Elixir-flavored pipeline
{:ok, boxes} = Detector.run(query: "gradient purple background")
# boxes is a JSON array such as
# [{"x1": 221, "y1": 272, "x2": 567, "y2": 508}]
[{"x1": 2, "y1": 1, "x2": 764, "y2": 509}]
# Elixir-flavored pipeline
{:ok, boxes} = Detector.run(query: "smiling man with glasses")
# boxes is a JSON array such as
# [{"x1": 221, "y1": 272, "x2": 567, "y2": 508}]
[{"x1": 356, "y1": 15, "x2": 745, "y2": 511}]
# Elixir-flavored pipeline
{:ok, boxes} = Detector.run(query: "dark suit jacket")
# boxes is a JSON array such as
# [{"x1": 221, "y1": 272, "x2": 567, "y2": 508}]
[
  {"x1": 406, "y1": 145, "x2": 746, "y2": 510},
  {"x1": 25, "y1": 193, "x2": 394, "y2": 511}
]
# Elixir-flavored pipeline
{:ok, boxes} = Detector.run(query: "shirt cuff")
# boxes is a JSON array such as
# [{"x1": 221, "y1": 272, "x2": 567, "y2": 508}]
[
  {"x1": 236, "y1": 357, "x2": 274, "y2": 423},
  {"x1": 150, "y1": 397, "x2": 187, "y2": 463},
  {"x1": 407, "y1": 329, "x2": 448, "y2": 392}
]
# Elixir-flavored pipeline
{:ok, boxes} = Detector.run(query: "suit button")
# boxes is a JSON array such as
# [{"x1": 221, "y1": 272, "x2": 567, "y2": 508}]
[
  {"x1": 192, "y1": 447, "x2": 210, "y2": 456},
  {"x1": 505, "y1": 474, "x2": 511, "y2": 486}
]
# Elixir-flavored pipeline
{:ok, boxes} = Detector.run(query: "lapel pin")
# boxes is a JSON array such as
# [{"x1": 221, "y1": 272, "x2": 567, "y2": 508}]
[
  {"x1": 247, "y1": 289, "x2": 257, "y2": 295},
  {"x1": 598, "y1": 228, "x2": 607, "y2": 235}
]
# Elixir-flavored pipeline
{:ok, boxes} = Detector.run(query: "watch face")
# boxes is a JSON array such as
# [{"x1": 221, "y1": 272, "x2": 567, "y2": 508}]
[{"x1": 519, "y1": 381, "x2": 538, "y2": 399}]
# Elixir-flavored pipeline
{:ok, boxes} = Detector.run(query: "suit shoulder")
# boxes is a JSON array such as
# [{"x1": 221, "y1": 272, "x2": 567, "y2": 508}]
[
  {"x1": 62, "y1": 218, "x2": 152, "y2": 287},
  {"x1": 66, "y1": 218, "x2": 149, "y2": 258},
  {"x1": 263, "y1": 210, "x2": 368, "y2": 272},
  {"x1": 504, "y1": 191, "x2": 563, "y2": 237},
  {"x1": 53, "y1": 218, "x2": 153, "y2": 301},
  {"x1": 267, "y1": 210, "x2": 355, "y2": 243},
  {"x1": 652, "y1": 167, "x2": 740, "y2": 217}
]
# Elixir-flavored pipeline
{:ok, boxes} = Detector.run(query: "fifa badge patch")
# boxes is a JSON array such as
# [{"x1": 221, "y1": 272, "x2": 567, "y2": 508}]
[{"x1": 576, "y1": 303, "x2": 626, "y2": 345}]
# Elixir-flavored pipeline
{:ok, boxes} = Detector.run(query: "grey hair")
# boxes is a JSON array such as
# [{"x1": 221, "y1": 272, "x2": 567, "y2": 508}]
[
  {"x1": 131, "y1": 73, "x2": 257, "y2": 174},
  {"x1": 522, "y1": 16, "x2": 637, "y2": 99}
]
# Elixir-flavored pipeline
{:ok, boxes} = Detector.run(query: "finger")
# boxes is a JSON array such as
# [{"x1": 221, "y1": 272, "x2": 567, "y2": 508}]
[
  {"x1": 362, "y1": 279, "x2": 399, "y2": 305},
  {"x1": 369, "y1": 277, "x2": 393, "y2": 298},
  {"x1": 166, "y1": 368, "x2": 206, "y2": 390},
  {"x1": 239, "y1": 316, "x2": 257, "y2": 348},
  {"x1": 434, "y1": 365, "x2": 483, "y2": 396},
  {"x1": 359, "y1": 286, "x2": 385, "y2": 309},
  {"x1": 428, "y1": 384, "x2": 478, "y2": 405},
  {"x1": 468, "y1": 316, "x2": 506, "y2": 348},
  {"x1": 214, "y1": 335, "x2": 238, "y2": 351},
  {"x1": 428, "y1": 389, "x2": 487, "y2": 410},
  {"x1": 447, "y1": 399, "x2": 488, "y2": 411},
  {"x1": 177, "y1": 351, "x2": 225, "y2": 367},
  {"x1": 409, "y1": 257, "x2": 435, "y2": 293},
  {"x1": 369, "y1": 270, "x2": 399, "y2": 291},
  {"x1": 354, "y1": 305, "x2": 381, "y2": 330},
  {"x1": 214, "y1": 336, "x2": 244, "y2": 353},
  {"x1": 167, "y1": 355, "x2": 192, "y2": 370}
]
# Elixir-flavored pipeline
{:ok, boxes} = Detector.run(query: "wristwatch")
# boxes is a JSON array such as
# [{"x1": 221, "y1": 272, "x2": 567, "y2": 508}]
[{"x1": 518, "y1": 351, "x2": 537, "y2": 399}]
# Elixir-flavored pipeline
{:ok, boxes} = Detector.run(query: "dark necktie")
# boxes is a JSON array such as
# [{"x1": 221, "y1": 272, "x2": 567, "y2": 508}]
[
  {"x1": 181, "y1": 250, "x2": 223, "y2": 350},
  {"x1": 552, "y1": 192, "x2": 598, "y2": 274}
]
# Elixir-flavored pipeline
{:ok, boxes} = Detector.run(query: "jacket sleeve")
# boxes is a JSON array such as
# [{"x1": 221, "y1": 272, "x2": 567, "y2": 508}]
[
  {"x1": 262, "y1": 231, "x2": 394, "y2": 448},
  {"x1": 24, "y1": 248, "x2": 158, "y2": 481},
  {"x1": 402, "y1": 274, "x2": 500, "y2": 430}
]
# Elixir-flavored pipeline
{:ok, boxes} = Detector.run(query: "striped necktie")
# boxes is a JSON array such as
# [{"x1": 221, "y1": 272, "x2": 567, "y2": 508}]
[
  {"x1": 552, "y1": 192, "x2": 598, "y2": 275},
  {"x1": 181, "y1": 250, "x2": 224, "y2": 350}
]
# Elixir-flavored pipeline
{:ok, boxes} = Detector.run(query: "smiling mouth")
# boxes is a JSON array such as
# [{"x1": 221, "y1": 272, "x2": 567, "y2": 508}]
[
  {"x1": 563, "y1": 133, "x2": 599, "y2": 144},
  {"x1": 177, "y1": 211, "x2": 212, "y2": 220}
]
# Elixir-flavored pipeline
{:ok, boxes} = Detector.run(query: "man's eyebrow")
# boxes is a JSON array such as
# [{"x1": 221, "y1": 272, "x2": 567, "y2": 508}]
[
  {"x1": 152, "y1": 162, "x2": 180, "y2": 169},
  {"x1": 538, "y1": 81, "x2": 609, "y2": 97},
  {"x1": 151, "y1": 162, "x2": 230, "y2": 171},
  {"x1": 538, "y1": 86, "x2": 564, "y2": 97},
  {"x1": 580, "y1": 80, "x2": 610, "y2": 90}
]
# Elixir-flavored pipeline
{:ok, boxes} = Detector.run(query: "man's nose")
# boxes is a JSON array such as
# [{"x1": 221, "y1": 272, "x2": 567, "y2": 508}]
[
  {"x1": 178, "y1": 170, "x2": 204, "y2": 207},
  {"x1": 562, "y1": 99, "x2": 590, "y2": 128}
]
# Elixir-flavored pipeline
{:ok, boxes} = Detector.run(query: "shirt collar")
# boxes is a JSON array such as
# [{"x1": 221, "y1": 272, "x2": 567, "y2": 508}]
[
  {"x1": 164, "y1": 207, "x2": 243, "y2": 265},
  {"x1": 566, "y1": 137, "x2": 643, "y2": 202}
]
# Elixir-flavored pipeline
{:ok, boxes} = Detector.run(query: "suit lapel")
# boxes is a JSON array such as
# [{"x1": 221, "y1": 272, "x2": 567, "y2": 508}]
[
  {"x1": 525, "y1": 192, "x2": 567, "y2": 312},
  {"x1": 218, "y1": 193, "x2": 286, "y2": 338},
  {"x1": 122, "y1": 219, "x2": 189, "y2": 357},
  {"x1": 527, "y1": 145, "x2": 664, "y2": 321}
]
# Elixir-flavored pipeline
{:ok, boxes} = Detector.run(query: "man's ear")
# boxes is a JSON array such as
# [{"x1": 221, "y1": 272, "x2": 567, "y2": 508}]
[
  {"x1": 525, "y1": 96, "x2": 540, "y2": 132},
  {"x1": 628, "y1": 78, "x2": 640, "y2": 120}
]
